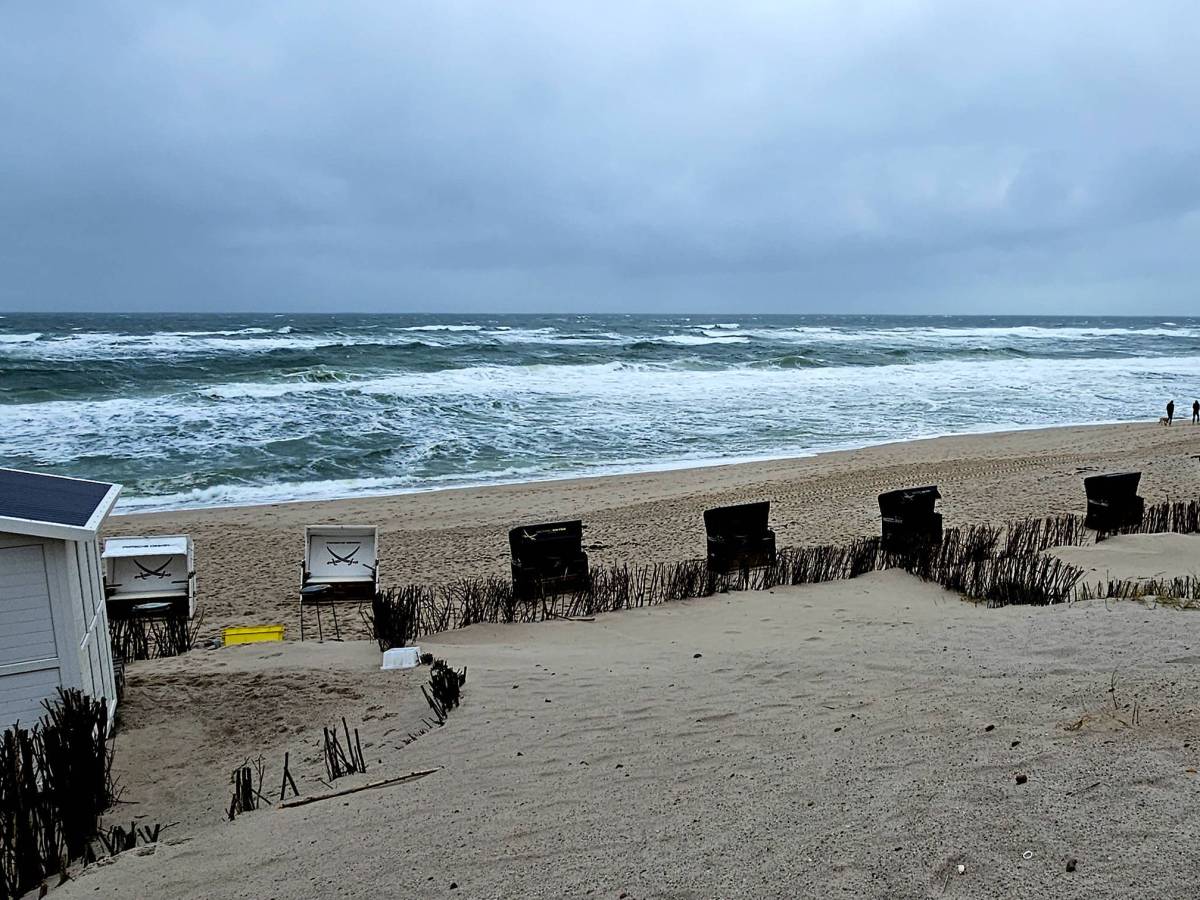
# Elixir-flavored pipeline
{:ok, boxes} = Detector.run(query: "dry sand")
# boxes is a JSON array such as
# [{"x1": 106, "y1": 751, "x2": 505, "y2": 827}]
[
  {"x1": 54, "y1": 421, "x2": 1200, "y2": 899},
  {"x1": 1052, "y1": 533, "x2": 1200, "y2": 585},
  {"x1": 62, "y1": 556, "x2": 1200, "y2": 899},
  {"x1": 107, "y1": 421, "x2": 1200, "y2": 639}
]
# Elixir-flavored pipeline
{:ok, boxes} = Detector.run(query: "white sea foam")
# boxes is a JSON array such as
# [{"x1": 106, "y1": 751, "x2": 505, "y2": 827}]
[
  {"x1": 163, "y1": 327, "x2": 274, "y2": 337},
  {"x1": 0, "y1": 331, "x2": 359, "y2": 358},
  {"x1": 398, "y1": 324, "x2": 483, "y2": 332},
  {"x1": 660, "y1": 334, "x2": 751, "y2": 345},
  {"x1": 0, "y1": 324, "x2": 581, "y2": 358},
  {"x1": 750, "y1": 325, "x2": 1200, "y2": 344},
  {"x1": 5, "y1": 320, "x2": 1196, "y2": 361},
  {"x1": 5, "y1": 317, "x2": 1200, "y2": 512},
  {"x1": 8, "y1": 353, "x2": 1194, "y2": 423}
]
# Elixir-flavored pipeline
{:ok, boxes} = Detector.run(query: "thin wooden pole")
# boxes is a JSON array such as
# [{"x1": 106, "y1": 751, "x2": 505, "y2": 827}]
[{"x1": 277, "y1": 768, "x2": 440, "y2": 809}]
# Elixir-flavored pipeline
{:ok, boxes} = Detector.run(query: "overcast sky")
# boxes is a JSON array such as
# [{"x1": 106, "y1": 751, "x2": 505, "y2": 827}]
[{"x1": 2, "y1": 1, "x2": 1199, "y2": 314}]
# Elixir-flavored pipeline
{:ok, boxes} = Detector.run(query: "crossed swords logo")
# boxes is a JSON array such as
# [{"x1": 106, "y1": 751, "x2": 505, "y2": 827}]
[
  {"x1": 132, "y1": 559, "x2": 173, "y2": 580},
  {"x1": 326, "y1": 543, "x2": 362, "y2": 567}
]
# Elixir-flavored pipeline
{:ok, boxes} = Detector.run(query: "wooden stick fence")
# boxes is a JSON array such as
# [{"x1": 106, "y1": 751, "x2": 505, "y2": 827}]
[
  {"x1": 227, "y1": 756, "x2": 270, "y2": 820},
  {"x1": 322, "y1": 719, "x2": 367, "y2": 782},
  {"x1": 1002, "y1": 514, "x2": 1088, "y2": 556},
  {"x1": 363, "y1": 587, "x2": 422, "y2": 651},
  {"x1": 1078, "y1": 575, "x2": 1200, "y2": 606},
  {"x1": 0, "y1": 690, "x2": 115, "y2": 900},
  {"x1": 421, "y1": 659, "x2": 468, "y2": 726},
  {"x1": 220, "y1": 657, "x2": 467, "y2": 821},
  {"x1": 1096, "y1": 499, "x2": 1200, "y2": 542},
  {"x1": 96, "y1": 822, "x2": 161, "y2": 858},
  {"x1": 279, "y1": 752, "x2": 299, "y2": 802},
  {"x1": 361, "y1": 514, "x2": 1099, "y2": 650},
  {"x1": 108, "y1": 609, "x2": 204, "y2": 661}
]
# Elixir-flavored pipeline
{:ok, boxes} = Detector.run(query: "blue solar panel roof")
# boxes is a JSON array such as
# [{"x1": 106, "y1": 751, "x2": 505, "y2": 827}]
[{"x1": 0, "y1": 468, "x2": 117, "y2": 528}]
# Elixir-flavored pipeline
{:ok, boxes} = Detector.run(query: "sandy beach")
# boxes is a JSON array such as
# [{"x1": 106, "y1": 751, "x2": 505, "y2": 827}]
[
  {"x1": 40, "y1": 420, "x2": 1200, "y2": 900},
  {"x1": 62, "y1": 553, "x2": 1200, "y2": 899},
  {"x1": 109, "y1": 421, "x2": 1200, "y2": 639}
]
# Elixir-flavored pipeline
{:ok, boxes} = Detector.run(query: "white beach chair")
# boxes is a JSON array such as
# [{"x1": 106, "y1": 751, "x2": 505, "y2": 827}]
[
  {"x1": 300, "y1": 525, "x2": 379, "y2": 640},
  {"x1": 102, "y1": 535, "x2": 196, "y2": 619}
]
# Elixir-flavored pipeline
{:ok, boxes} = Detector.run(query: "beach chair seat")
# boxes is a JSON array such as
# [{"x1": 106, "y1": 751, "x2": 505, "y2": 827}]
[
  {"x1": 300, "y1": 526, "x2": 379, "y2": 640},
  {"x1": 1083, "y1": 472, "x2": 1145, "y2": 531},
  {"x1": 704, "y1": 502, "x2": 776, "y2": 571},
  {"x1": 105, "y1": 588, "x2": 188, "y2": 604},
  {"x1": 305, "y1": 574, "x2": 376, "y2": 584},
  {"x1": 879, "y1": 486, "x2": 942, "y2": 553},
  {"x1": 509, "y1": 520, "x2": 590, "y2": 600}
]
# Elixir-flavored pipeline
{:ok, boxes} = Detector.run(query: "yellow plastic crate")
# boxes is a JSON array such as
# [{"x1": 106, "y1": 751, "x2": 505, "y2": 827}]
[{"x1": 223, "y1": 625, "x2": 285, "y2": 646}]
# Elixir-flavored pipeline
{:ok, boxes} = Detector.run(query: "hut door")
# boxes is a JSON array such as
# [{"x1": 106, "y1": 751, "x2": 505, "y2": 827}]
[{"x1": 0, "y1": 544, "x2": 62, "y2": 731}]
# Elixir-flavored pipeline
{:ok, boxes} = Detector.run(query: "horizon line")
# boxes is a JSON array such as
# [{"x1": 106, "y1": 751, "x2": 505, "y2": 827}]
[{"x1": 3, "y1": 310, "x2": 1199, "y2": 319}]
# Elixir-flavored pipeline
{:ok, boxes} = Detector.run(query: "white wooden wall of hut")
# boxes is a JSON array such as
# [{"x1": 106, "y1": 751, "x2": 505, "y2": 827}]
[{"x1": 0, "y1": 530, "x2": 117, "y2": 732}]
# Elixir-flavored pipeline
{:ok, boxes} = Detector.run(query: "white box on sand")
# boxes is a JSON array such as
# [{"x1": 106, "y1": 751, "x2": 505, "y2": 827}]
[{"x1": 382, "y1": 647, "x2": 421, "y2": 670}]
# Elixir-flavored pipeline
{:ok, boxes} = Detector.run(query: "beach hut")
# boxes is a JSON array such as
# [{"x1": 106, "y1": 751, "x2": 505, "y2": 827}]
[
  {"x1": 300, "y1": 525, "x2": 379, "y2": 640},
  {"x1": 102, "y1": 535, "x2": 195, "y2": 619},
  {"x1": 0, "y1": 468, "x2": 122, "y2": 732}
]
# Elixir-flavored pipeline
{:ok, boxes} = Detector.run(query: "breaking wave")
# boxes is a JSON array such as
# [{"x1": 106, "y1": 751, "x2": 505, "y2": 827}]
[{"x1": 1, "y1": 312, "x2": 1198, "y2": 510}]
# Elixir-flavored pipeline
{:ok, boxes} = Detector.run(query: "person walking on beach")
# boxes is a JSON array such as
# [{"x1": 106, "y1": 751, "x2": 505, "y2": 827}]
[
  {"x1": 1193, "y1": 399, "x2": 1199, "y2": 424},
  {"x1": 1166, "y1": 400, "x2": 1175, "y2": 425}
]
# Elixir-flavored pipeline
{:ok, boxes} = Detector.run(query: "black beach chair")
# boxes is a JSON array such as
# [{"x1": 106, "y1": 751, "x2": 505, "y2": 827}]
[
  {"x1": 1083, "y1": 472, "x2": 1144, "y2": 531},
  {"x1": 509, "y1": 520, "x2": 590, "y2": 601},
  {"x1": 704, "y1": 501, "x2": 776, "y2": 571},
  {"x1": 879, "y1": 485, "x2": 942, "y2": 553}
]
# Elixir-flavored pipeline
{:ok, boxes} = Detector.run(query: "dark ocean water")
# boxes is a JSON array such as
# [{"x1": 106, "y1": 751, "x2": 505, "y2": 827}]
[{"x1": 1, "y1": 313, "x2": 1198, "y2": 511}]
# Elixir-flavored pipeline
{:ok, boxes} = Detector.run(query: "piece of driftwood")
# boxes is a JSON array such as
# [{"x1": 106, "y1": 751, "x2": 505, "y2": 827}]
[{"x1": 277, "y1": 768, "x2": 440, "y2": 809}]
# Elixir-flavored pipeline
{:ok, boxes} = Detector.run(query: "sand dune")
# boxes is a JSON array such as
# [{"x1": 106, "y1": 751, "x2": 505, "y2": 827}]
[
  {"x1": 1051, "y1": 533, "x2": 1200, "y2": 584},
  {"x1": 62, "y1": 549, "x2": 1200, "y2": 899}
]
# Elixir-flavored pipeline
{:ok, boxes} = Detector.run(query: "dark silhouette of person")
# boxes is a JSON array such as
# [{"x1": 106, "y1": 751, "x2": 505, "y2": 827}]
[
  {"x1": 1193, "y1": 400, "x2": 1199, "y2": 424},
  {"x1": 1166, "y1": 400, "x2": 1174, "y2": 425}
]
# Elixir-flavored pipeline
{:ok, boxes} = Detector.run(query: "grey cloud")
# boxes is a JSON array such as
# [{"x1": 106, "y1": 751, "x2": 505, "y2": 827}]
[{"x1": 2, "y1": 1, "x2": 1199, "y2": 313}]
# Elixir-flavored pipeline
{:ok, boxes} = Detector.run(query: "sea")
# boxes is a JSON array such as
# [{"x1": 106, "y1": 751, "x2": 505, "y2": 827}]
[{"x1": 1, "y1": 313, "x2": 1198, "y2": 513}]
